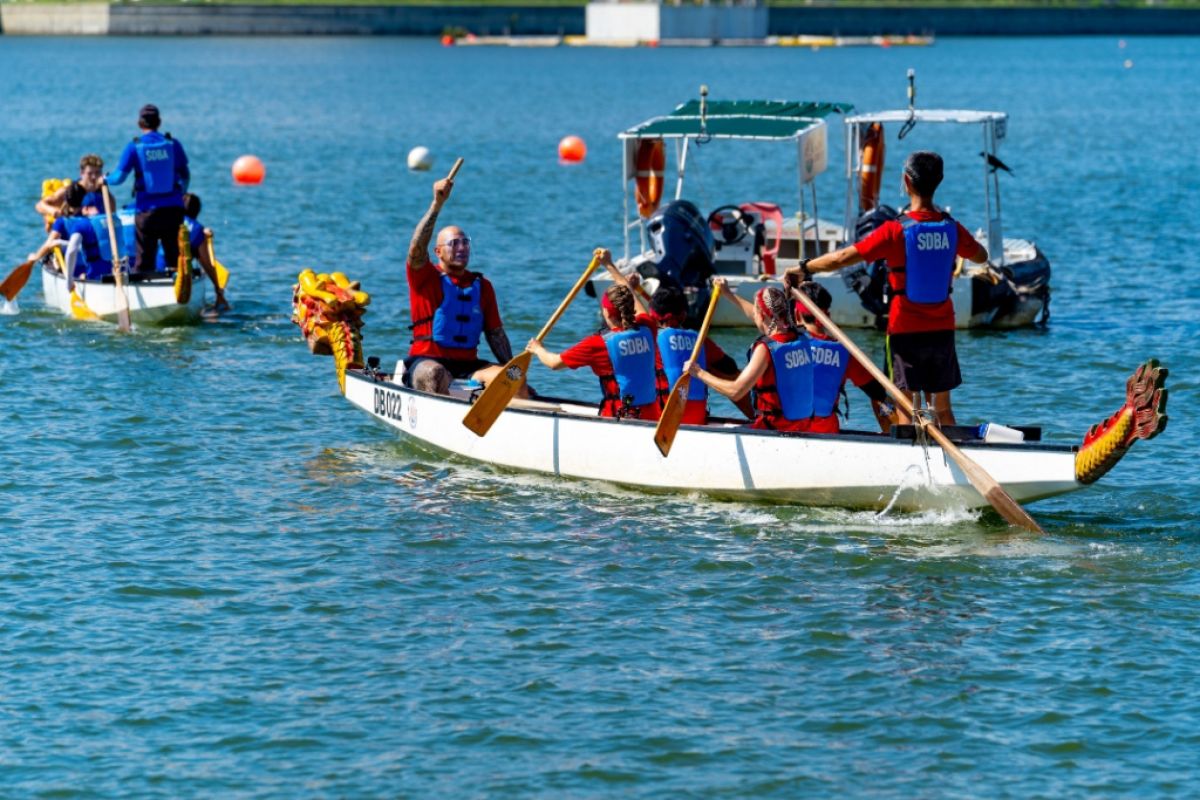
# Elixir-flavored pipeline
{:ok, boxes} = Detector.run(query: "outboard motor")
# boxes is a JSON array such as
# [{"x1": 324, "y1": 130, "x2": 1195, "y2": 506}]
[
  {"x1": 644, "y1": 200, "x2": 715, "y2": 291},
  {"x1": 841, "y1": 204, "x2": 898, "y2": 325}
]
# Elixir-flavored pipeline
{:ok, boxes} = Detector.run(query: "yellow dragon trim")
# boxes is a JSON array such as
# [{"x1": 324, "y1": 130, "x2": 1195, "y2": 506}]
[
  {"x1": 1075, "y1": 359, "x2": 1168, "y2": 485},
  {"x1": 292, "y1": 269, "x2": 369, "y2": 394}
]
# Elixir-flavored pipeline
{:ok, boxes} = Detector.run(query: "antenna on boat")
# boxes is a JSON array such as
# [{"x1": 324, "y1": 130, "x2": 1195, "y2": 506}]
[
  {"x1": 698, "y1": 84, "x2": 710, "y2": 144},
  {"x1": 899, "y1": 68, "x2": 917, "y2": 140}
]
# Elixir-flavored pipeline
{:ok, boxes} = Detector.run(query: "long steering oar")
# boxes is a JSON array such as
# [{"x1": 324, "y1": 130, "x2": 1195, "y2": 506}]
[
  {"x1": 791, "y1": 287, "x2": 1044, "y2": 533},
  {"x1": 101, "y1": 184, "x2": 132, "y2": 332},
  {"x1": 0, "y1": 259, "x2": 34, "y2": 303},
  {"x1": 654, "y1": 284, "x2": 721, "y2": 457},
  {"x1": 463, "y1": 253, "x2": 602, "y2": 437}
]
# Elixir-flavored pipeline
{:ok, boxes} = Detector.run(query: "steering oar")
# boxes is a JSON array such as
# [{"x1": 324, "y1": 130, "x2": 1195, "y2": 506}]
[{"x1": 791, "y1": 287, "x2": 1044, "y2": 533}]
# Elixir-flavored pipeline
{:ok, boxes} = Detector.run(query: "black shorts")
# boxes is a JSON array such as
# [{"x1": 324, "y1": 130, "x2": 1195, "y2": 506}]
[
  {"x1": 402, "y1": 356, "x2": 491, "y2": 387},
  {"x1": 886, "y1": 330, "x2": 962, "y2": 393}
]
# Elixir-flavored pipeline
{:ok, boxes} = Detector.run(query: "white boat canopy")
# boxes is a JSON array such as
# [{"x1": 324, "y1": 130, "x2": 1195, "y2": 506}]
[
  {"x1": 617, "y1": 96, "x2": 855, "y2": 261},
  {"x1": 846, "y1": 109, "x2": 1007, "y2": 126}
]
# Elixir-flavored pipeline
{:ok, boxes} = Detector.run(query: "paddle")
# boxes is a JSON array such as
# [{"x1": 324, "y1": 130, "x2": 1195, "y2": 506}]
[
  {"x1": 100, "y1": 184, "x2": 132, "y2": 332},
  {"x1": 791, "y1": 287, "x2": 1044, "y2": 533},
  {"x1": 174, "y1": 224, "x2": 192, "y2": 305},
  {"x1": 204, "y1": 230, "x2": 230, "y2": 290},
  {"x1": 0, "y1": 260, "x2": 34, "y2": 303},
  {"x1": 654, "y1": 283, "x2": 721, "y2": 457},
  {"x1": 463, "y1": 253, "x2": 602, "y2": 437}
]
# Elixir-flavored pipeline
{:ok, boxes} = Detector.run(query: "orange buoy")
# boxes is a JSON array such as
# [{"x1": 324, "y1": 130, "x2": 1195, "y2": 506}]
[
  {"x1": 441, "y1": 34, "x2": 455, "y2": 47},
  {"x1": 634, "y1": 139, "x2": 665, "y2": 218},
  {"x1": 858, "y1": 122, "x2": 885, "y2": 212},
  {"x1": 558, "y1": 135, "x2": 587, "y2": 164},
  {"x1": 232, "y1": 155, "x2": 265, "y2": 185}
]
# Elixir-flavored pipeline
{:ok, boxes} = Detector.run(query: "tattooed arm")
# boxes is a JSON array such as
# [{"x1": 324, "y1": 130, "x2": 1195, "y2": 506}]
[
  {"x1": 485, "y1": 327, "x2": 514, "y2": 364},
  {"x1": 407, "y1": 177, "x2": 454, "y2": 271}
]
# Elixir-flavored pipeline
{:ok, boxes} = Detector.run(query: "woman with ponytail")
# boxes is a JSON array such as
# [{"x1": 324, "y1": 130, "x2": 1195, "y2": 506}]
[
  {"x1": 685, "y1": 278, "x2": 816, "y2": 432},
  {"x1": 528, "y1": 274, "x2": 662, "y2": 420}
]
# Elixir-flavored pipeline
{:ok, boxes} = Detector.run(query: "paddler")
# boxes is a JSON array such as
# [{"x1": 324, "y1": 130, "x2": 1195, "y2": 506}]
[
  {"x1": 154, "y1": 193, "x2": 228, "y2": 311},
  {"x1": 527, "y1": 282, "x2": 661, "y2": 421},
  {"x1": 649, "y1": 282, "x2": 751, "y2": 423},
  {"x1": 784, "y1": 150, "x2": 988, "y2": 426},
  {"x1": 792, "y1": 280, "x2": 893, "y2": 434},
  {"x1": 404, "y1": 173, "x2": 519, "y2": 395},
  {"x1": 105, "y1": 104, "x2": 190, "y2": 275},
  {"x1": 27, "y1": 212, "x2": 121, "y2": 281},
  {"x1": 36, "y1": 154, "x2": 106, "y2": 220},
  {"x1": 684, "y1": 279, "x2": 814, "y2": 432}
]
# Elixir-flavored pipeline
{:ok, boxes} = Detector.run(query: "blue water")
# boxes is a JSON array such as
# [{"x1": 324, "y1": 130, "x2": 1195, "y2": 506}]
[{"x1": 1, "y1": 35, "x2": 1197, "y2": 797}]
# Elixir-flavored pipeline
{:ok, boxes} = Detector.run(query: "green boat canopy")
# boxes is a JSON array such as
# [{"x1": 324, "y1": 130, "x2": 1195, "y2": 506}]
[{"x1": 620, "y1": 100, "x2": 855, "y2": 141}]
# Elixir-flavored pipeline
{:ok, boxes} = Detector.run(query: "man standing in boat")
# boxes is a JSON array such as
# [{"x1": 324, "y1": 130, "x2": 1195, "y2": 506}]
[
  {"x1": 403, "y1": 174, "x2": 518, "y2": 395},
  {"x1": 785, "y1": 151, "x2": 987, "y2": 427},
  {"x1": 105, "y1": 104, "x2": 190, "y2": 275}
]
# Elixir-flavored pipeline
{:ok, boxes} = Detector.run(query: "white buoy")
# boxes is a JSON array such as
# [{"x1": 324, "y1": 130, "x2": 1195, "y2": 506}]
[{"x1": 407, "y1": 146, "x2": 434, "y2": 172}]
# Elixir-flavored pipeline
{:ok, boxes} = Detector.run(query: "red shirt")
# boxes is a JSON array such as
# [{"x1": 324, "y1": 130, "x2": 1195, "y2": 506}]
[
  {"x1": 561, "y1": 318, "x2": 662, "y2": 421},
  {"x1": 854, "y1": 210, "x2": 981, "y2": 335},
  {"x1": 406, "y1": 260, "x2": 502, "y2": 360}
]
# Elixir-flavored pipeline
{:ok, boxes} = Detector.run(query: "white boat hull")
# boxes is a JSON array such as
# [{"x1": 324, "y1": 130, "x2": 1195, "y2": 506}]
[
  {"x1": 41, "y1": 264, "x2": 206, "y2": 325},
  {"x1": 343, "y1": 370, "x2": 1084, "y2": 512}
]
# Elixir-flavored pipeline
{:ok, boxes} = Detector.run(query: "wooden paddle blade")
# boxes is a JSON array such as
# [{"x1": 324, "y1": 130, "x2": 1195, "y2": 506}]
[
  {"x1": 984, "y1": 485, "x2": 1045, "y2": 533},
  {"x1": 925, "y1": 424, "x2": 1044, "y2": 533},
  {"x1": 654, "y1": 375, "x2": 691, "y2": 457},
  {"x1": 462, "y1": 351, "x2": 532, "y2": 437},
  {"x1": 0, "y1": 260, "x2": 33, "y2": 302}
]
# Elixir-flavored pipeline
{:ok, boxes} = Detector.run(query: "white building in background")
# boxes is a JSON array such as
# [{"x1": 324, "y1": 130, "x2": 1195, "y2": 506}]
[{"x1": 585, "y1": 0, "x2": 768, "y2": 42}]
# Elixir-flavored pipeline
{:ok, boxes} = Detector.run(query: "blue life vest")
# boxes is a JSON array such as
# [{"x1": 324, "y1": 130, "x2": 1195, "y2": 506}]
[
  {"x1": 88, "y1": 214, "x2": 126, "y2": 265},
  {"x1": 80, "y1": 190, "x2": 105, "y2": 213},
  {"x1": 430, "y1": 273, "x2": 485, "y2": 350},
  {"x1": 899, "y1": 214, "x2": 958, "y2": 304},
  {"x1": 809, "y1": 337, "x2": 849, "y2": 418},
  {"x1": 134, "y1": 133, "x2": 177, "y2": 196},
  {"x1": 602, "y1": 326, "x2": 658, "y2": 407},
  {"x1": 764, "y1": 337, "x2": 815, "y2": 420},
  {"x1": 156, "y1": 217, "x2": 204, "y2": 271},
  {"x1": 656, "y1": 326, "x2": 707, "y2": 402},
  {"x1": 54, "y1": 217, "x2": 107, "y2": 278}
]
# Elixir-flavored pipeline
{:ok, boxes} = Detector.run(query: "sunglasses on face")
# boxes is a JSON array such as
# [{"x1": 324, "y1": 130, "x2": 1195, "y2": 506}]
[{"x1": 439, "y1": 237, "x2": 471, "y2": 250}]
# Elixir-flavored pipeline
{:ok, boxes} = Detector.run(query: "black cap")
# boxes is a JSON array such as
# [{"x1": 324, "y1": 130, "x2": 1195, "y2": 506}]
[{"x1": 138, "y1": 104, "x2": 161, "y2": 129}]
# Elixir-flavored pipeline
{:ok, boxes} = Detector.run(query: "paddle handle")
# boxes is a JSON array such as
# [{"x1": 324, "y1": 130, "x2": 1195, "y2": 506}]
[
  {"x1": 446, "y1": 158, "x2": 464, "y2": 181},
  {"x1": 689, "y1": 283, "x2": 723, "y2": 365},
  {"x1": 531, "y1": 255, "x2": 601, "y2": 345},
  {"x1": 791, "y1": 288, "x2": 914, "y2": 418},
  {"x1": 101, "y1": 184, "x2": 132, "y2": 331},
  {"x1": 790, "y1": 287, "x2": 1043, "y2": 533}
]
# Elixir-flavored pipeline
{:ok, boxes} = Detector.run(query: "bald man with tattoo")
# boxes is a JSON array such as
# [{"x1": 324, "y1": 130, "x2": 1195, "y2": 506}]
[{"x1": 402, "y1": 174, "x2": 522, "y2": 395}]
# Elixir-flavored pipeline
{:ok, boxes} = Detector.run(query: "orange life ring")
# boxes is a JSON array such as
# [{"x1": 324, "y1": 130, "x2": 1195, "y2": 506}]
[
  {"x1": 635, "y1": 139, "x2": 665, "y2": 219},
  {"x1": 858, "y1": 122, "x2": 885, "y2": 212}
]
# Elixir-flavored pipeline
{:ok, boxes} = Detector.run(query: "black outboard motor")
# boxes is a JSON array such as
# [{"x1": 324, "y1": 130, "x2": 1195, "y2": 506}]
[
  {"x1": 841, "y1": 204, "x2": 898, "y2": 326},
  {"x1": 643, "y1": 200, "x2": 715, "y2": 291}
]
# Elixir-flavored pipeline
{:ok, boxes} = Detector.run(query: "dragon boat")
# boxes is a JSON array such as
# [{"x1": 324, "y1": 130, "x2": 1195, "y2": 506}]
[
  {"x1": 293, "y1": 273, "x2": 1167, "y2": 517},
  {"x1": 33, "y1": 180, "x2": 209, "y2": 326}
]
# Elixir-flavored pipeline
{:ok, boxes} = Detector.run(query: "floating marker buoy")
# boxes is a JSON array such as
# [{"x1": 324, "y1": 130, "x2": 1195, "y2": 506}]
[
  {"x1": 1118, "y1": 39, "x2": 1127, "y2": 49},
  {"x1": 232, "y1": 155, "x2": 265, "y2": 185},
  {"x1": 558, "y1": 135, "x2": 586, "y2": 164},
  {"x1": 441, "y1": 34, "x2": 455, "y2": 47},
  {"x1": 407, "y1": 146, "x2": 434, "y2": 172},
  {"x1": 1124, "y1": 59, "x2": 1133, "y2": 69}
]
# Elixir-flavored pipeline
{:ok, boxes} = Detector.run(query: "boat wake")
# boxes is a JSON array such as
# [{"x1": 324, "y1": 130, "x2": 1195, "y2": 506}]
[{"x1": 0, "y1": 298, "x2": 18, "y2": 315}]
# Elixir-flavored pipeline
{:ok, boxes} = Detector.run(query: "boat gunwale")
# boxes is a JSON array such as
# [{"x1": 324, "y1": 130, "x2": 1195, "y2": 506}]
[{"x1": 349, "y1": 369, "x2": 1078, "y2": 455}]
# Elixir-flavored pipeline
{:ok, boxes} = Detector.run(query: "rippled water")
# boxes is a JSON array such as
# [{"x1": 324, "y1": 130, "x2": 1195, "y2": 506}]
[{"x1": 1, "y1": 36, "x2": 1197, "y2": 797}]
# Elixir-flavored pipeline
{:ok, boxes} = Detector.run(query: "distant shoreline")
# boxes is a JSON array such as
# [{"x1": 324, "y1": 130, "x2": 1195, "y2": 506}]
[{"x1": 3, "y1": 3, "x2": 1200, "y2": 36}]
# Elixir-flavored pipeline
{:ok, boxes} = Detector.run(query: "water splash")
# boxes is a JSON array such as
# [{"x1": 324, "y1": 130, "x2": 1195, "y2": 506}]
[{"x1": 0, "y1": 298, "x2": 18, "y2": 315}]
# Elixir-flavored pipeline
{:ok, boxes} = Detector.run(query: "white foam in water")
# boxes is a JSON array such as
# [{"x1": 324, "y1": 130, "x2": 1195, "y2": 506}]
[{"x1": 0, "y1": 298, "x2": 18, "y2": 315}]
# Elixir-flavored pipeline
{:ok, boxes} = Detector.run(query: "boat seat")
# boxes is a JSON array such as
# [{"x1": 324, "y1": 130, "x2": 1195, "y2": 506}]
[
  {"x1": 740, "y1": 201, "x2": 783, "y2": 274},
  {"x1": 890, "y1": 424, "x2": 1042, "y2": 443}
]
